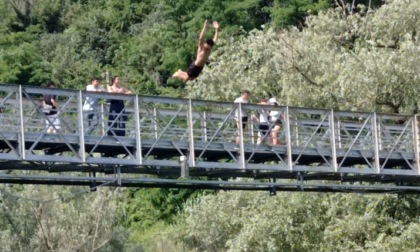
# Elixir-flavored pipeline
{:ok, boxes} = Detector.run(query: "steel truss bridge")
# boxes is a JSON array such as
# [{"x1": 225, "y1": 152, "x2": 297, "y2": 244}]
[{"x1": 1, "y1": 84, "x2": 420, "y2": 194}]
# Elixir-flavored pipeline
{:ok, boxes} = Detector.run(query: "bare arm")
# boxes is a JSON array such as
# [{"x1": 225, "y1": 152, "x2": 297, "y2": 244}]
[
  {"x1": 212, "y1": 21, "x2": 219, "y2": 43},
  {"x1": 123, "y1": 87, "x2": 133, "y2": 94},
  {"x1": 198, "y1": 20, "x2": 208, "y2": 47},
  {"x1": 109, "y1": 85, "x2": 119, "y2": 93},
  {"x1": 110, "y1": 85, "x2": 132, "y2": 94},
  {"x1": 51, "y1": 98, "x2": 59, "y2": 111}
]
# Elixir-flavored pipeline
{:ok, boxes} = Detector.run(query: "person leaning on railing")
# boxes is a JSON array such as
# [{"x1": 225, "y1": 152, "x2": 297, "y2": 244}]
[
  {"x1": 83, "y1": 77, "x2": 106, "y2": 135},
  {"x1": 253, "y1": 98, "x2": 271, "y2": 145},
  {"x1": 234, "y1": 90, "x2": 251, "y2": 144},
  {"x1": 107, "y1": 76, "x2": 133, "y2": 137},
  {"x1": 269, "y1": 98, "x2": 282, "y2": 145},
  {"x1": 43, "y1": 81, "x2": 60, "y2": 134}
]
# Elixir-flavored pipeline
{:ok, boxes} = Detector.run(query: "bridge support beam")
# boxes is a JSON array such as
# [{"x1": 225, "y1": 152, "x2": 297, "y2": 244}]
[{"x1": 180, "y1": 155, "x2": 189, "y2": 178}]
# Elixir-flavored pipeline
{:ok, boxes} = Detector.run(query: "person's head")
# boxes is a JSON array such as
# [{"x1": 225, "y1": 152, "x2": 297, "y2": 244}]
[
  {"x1": 259, "y1": 98, "x2": 269, "y2": 104},
  {"x1": 204, "y1": 39, "x2": 215, "y2": 50},
  {"x1": 241, "y1": 90, "x2": 251, "y2": 100},
  {"x1": 269, "y1": 97, "x2": 279, "y2": 106},
  {"x1": 111, "y1": 76, "x2": 119, "y2": 86},
  {"x1": 45, "y1": 81, "x2": 56, "y2": 88},
  {"x1": 91, "y1": 77, "x2": 100, "y2": 86}
]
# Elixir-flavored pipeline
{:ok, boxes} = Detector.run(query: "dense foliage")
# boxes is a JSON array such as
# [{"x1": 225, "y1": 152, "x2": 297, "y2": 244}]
[
  {"x1": 0, "y1": 0, "x2": 336, "y2": 94},
  {"x1": 0, "y1": 185, "x2": 133, "y2": 251},
  {"x1": 3, "y1": 0, "x2": 420, "y2": 251},
  {"x1": 181, "y1": 191, "x2": 420, "y2": 251},
  {"x1": 191, "y1": 0, "x2": 420, "y2": 114}
]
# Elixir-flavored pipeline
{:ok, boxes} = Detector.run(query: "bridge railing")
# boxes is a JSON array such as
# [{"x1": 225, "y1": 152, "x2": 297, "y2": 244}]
[{"x1": 0, "y1": 84, "x2": 419, "y2": 176}]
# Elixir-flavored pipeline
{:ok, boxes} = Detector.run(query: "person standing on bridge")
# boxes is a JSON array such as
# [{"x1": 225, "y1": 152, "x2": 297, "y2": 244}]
[
  {"x1": 83, "y1": 77, "x2": 105, "y2": 135},
  {"x1": 172, "y1": 20, "x2": 219, "y2": 82},
  {"x1": 269, "y1": 98, "x2": 283, "y2": 145},
  {"x1": 234, "y1": 90, "x2": 251, "y2": 144},
  {"x1": 253, "y1": 98, "x2": 271, "y2": 145},
  {"x1": 43, "y1": 81, "x2": 60, "y2": 134},
  {"x1": 107, "y1": 76, "x2": 133, "y2": 137}
]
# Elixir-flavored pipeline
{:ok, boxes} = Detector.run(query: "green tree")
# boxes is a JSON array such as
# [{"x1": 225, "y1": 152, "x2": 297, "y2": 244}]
[
  {"x1": 124, "y1": 188, "x2": 209, "y2": 229},
  {"x1": 190, "y1": 0, "x2": 420, "y2": 114},
  {"x1": 0, "y1": 185, "x2": 133, "y2": 251},
  {"x1": 180, "y1": 191, "x2": 420, "y2": 251},
  {"x1": 0, "y1": 25, "x2": 50, "y2": 85},
  {"x1": 270, "y1": 0, "x2": 331, "y2": 28}
]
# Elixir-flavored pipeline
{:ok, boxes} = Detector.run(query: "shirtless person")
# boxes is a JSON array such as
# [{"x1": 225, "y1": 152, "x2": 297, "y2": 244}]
[{"x1": 172, "y1": 20, "x2": 219, "y2": 82}]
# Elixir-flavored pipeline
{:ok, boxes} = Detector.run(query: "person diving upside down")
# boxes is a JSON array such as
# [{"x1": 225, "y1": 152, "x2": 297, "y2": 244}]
[{"x1": 172, "y1": 20, "x2": 219, "y2": 82}]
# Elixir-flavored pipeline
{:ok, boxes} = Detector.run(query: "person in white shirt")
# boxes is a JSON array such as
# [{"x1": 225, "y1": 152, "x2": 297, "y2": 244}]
[
  {"x1": 83, "y1": 77, "x2": 105, "y2": 134},
  {"x1": 253, "y1": 98, "x2": 271, "y2": 145},
  {"x1": 234, "y1": 90, "x2": 251, "y2": 144}
]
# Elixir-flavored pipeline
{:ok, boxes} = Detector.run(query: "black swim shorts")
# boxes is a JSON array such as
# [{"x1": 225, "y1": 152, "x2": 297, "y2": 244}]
[
  {"x1": 235, "y1": 116, "x2": 248, "y2": 129},
  {"x1": 187, "y1": 63, "x2": 204, "y2": 79},
  {"x1": 258, "y1": 124, "x2": 270, "y2": 136}
]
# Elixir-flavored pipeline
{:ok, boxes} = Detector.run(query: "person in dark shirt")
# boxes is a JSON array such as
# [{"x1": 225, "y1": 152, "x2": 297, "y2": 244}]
[
  {"x1": 107, "y1": 76, "x2": 132, "y2": 136},
  {"x1": 43, "y1": 81, "x2": 60, "y2": 134}
]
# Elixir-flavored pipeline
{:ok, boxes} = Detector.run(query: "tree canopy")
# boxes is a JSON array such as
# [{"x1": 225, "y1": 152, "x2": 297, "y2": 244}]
[
  {"x1": 0, "y1": 0, "x2": 348, "y2": 92},
  {"x1": 190, "y1": 0, "x2": 420, "y2": 114},
  {"x1": 180, "y1": 191, "x2": 420, "y2": 251}
]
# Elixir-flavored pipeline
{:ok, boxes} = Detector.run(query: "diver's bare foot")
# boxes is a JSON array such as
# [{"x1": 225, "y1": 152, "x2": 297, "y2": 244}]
[
  {"x1": 172, "y1": 69, "x2": 182, "y2": 78},
  {"x1": 172, "y1": 70, "x2": 189, "y2": 82}
]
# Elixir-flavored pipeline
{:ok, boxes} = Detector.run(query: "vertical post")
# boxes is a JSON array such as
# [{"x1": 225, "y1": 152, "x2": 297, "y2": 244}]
[
  {"x1": 285, "y1": 106, "x2": 293, "y2": 170},
  {"x1": 89, "y1": 171, "x2": 97, "y2": 192},
  {"x1": 134, "y1": 95, "x2": 142, "y2": 165},
  {"x1": 329, "y1": 110, "x2": 338, "y2": 172},
  {"x1": 105, "y1": 71, "x2": 111, "y2": 136},
  {"x1": 294, "y1": 119, "x2": 299, "y2": 146},
  {"x1": 413, "y1": 115, "x2": 420, "y2": 174},
  {"x1": 238, "y1": 103, "x2": 245, "y2": 169},
  {"x1": 116, "y1": 166, "x2": 122, "y2": 187},
  {"x1": 18, "y1": 85, "x2": 25, "y2": 159},
  {"x1": 337, "y1": 120, "x2": 342, "y2": 148},
  {"x1": 153, "y1": 107, "x2": 158, "y2": 139},
  {"x1": 372, "y1": 113, "x2": 380, "y2": 173},
  {"x1": 187, "y1": 99, "x2": 195, "y2": 167},
  {"x1": 202, "y1": 111, "x2": 207, "y2": 142},
  {"x1": 377, "y1": 119, "x2": 382, "y2": 150},
  {"x1": 250, "y1": 119, "x2": 255, "y2": 144},
  {"x1": 105, "y1": 71, "x2": 110, "y2": 85},
  {"x1": 180, "y1": 155, "x2": 188, "y2": 177},
  {"x1": 101, "y1": 103, "x2": 106, "y2": 135},
  {"x1": 78, "y1": 90, "x2": 86, "y2": 162}
]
